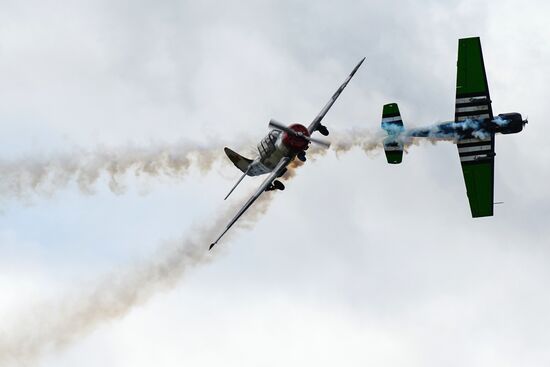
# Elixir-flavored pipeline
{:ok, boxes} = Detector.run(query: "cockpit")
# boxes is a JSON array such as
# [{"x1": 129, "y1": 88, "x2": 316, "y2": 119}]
[{"x1": 258, "y1": 130, "x2": 281, "y2": 158}]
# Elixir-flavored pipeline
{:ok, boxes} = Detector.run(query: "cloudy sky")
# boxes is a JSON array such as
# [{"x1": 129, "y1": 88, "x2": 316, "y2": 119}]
[{"x1": 1, "y1": 0, "x2": 549, "y2": 366}]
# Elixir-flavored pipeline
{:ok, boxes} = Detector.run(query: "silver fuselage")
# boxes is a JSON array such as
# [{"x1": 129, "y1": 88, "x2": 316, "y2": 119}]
[{"x1": 247, "y1": 129, "x2": 295, "y2": 176}]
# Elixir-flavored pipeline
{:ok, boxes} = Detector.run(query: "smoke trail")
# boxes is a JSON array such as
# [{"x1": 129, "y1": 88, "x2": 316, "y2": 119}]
[
  {"x1": 305, "y1": 117, "x2": 514, "y2": 162},
  {"x1": 0, "y1": 117, "x2": 479, "y2": 203},
  {"x1": 0, "y1": 115, "x2": 514, "y2": 203},
  {"x1": 294, "y1": 128, "x2": 386, "y2": 163},
  {"x1": 406, "y1": 118, "x2": 491, "y2": 140},
  {"x1": 314, "y1": 116, "x2": 517, "y2": 158},
  {"x1": 0, "y1": 188, "x2": 279, "y2": 366},
  {"x1": 0, "y1": 140, "x2": 241, "y2": 201},
  {"x1": 331, "y1": 128, "x2": 386, "y2": 155},
  {"x1": 0, "y1": 160, "x2": 313, "y2": 366},
  {"x1": 0, "y1": 118, "x2": 493, "y2": 365},
  {"x1": 0, "y1": 118, "x2": 480, "y2": 204},
  {"x1": 383, "y1": 116, "x2": 512, "y2": 145},
  {"x1": 0, "y1": 131, "x2": 384, "y2": 366}
]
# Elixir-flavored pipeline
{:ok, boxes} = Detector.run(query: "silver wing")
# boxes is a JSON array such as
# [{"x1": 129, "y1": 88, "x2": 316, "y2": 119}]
[
  {"x1": 307, "y1": 57, "x2": 365, "y2": 135},
  {"x1": 210, "y1": 157, "x2": 291, "y2": 250}
]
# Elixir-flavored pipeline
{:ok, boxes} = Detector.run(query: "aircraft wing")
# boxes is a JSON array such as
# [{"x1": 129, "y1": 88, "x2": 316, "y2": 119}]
[
  {"x1": 455, "y1": 37, "x2": 495, "y2": 218},
  {"x1": 307, "y1": 57, "x2": 365, "y2": 135},
  {"x1": 210, "y1": 157, "x2": 291, "y2": 250}
]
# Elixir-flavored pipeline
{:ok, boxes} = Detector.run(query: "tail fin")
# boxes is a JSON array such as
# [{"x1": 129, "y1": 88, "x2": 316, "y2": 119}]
[
  {"x1": 224, "y1": 147, "x2": 252, "y2": 173},
  {"x1": 381, "y1": 103, "x2": 404, "y2": 164}
]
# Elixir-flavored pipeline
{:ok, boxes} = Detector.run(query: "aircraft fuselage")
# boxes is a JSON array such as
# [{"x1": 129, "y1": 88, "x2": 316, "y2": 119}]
[{"x1": 247, "y1": 123, "x2": 309, "y2": 176}]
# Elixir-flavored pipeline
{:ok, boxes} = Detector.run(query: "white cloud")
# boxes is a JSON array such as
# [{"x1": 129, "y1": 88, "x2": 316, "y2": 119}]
[{"x1": 0, "y1": 0, "x2": 549, "y2": 366}]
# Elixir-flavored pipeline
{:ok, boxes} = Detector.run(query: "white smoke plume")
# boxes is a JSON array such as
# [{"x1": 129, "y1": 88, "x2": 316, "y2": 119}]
[
  {"x1": 0, "y1": 116, "x2": 508, "y2": 204},
  {"x1": 0, "y1": 124, "x2": 448, "y2": 205},
  {"x1": 0, "y1": 128, "x2": 415, "y2": 366},
  {"x1": 0, "y1": 187, "x2": 277, "y2": 366},
  {"x1": 331, "y1": 128, "x2": 386, "y2": 155},
  {"x1": 0, "y1": 131, "x2": 384, "y2": 216},
  {"x1": 382, "y1": 116, "x2": 513, "y2": 146},
  {"x1": 0, "y1": 140, "x2": 236, "y2": 201}
]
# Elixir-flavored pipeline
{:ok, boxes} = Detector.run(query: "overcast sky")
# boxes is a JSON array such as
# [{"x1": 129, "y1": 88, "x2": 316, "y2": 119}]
[{"x1": 1, "y1": 0, "x2": 549, "y2": 366}]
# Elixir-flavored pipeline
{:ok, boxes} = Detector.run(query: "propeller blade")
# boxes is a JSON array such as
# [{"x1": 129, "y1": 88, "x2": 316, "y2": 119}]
[
  {"x1": 306, "y1": 136, "x2": 331, "y2": 148},
  {"x1": 269, "y1": 119, "x2": 330, "y2": 148},
  {"x1": 268, "y1": 119, "x2": 293, "y2": 133}
]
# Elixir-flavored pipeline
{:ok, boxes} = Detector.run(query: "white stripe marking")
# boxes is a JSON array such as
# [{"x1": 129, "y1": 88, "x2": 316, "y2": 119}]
[
  {"x1": 458, "y1": 145, "x2": 492, "y2": 153},
  {"x1": 460, "y1": 154, "x2": 490, "y2": 162},
  {"x1": 456, "y1": 113, "x2": 491, "y2": 122},
  {"x1": 456, "y1": 96, "x2": 489, "y2": 104},
  {"x1": 381, "y1": 116, "x2": 402, "y2": 123},
  {"x1": 456, "y1": 105, "x2": 490, "y2": 113},
  {"x1": 384, "y1": 146, "x2": 403, "y2": 152},
  {"x1": 458, "y1": 138, "x2": 492, "y2": 144}
]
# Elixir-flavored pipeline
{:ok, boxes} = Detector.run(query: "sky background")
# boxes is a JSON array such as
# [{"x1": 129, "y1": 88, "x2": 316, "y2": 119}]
[{"x1": 1, "y1": 0, "x2": 549, "y2": 366}]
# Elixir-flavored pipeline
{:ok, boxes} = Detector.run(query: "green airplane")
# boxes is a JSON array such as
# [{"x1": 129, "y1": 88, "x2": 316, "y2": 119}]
[{"x1": 381, "y1": 37, "x2": 527, "y2": 218}]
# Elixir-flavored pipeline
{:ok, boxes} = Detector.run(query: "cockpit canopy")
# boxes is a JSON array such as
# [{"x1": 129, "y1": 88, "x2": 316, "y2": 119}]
[{"x1": 258, "y1": 130, "x2": 281, "y2": 158}]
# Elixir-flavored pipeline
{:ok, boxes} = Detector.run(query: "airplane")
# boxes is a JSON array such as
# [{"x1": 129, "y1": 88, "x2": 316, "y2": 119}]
[
  {"x1": 380, "y1": 37, "x2": 527, "y2": 218},
  {"x1": 210, "y1": 57, "x2": 366, "y2": 249}
]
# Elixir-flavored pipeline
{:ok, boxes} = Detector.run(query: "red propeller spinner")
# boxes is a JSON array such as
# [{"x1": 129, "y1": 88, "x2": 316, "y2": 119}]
[
  {"x1": 268, "y1": 119, "x2": 331, "y2": 150},
  {"x1": 282, "y1": 123, "x2": 310, "y2": 151}
]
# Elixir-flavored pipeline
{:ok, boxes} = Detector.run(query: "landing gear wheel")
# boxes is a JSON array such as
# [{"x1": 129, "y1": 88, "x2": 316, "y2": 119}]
[
  {"x1": 273, "y1": 180, "x2": 285, "y2": 191},
  {"x1": 318, "y1": 124, "x2": 329, "y2": 136},
  {"x1": 297, "y1": 151, "x2": 307, "y2": 162},
  {"x1": 265, "y1": 180, "x2": 286, "y2": 192}
]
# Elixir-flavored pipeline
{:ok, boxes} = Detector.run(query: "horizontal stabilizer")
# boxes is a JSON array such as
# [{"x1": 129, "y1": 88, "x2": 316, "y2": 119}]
[
  {"x1": 224, "y1": 147, "x2": 253, "y2": 173},
  {"x1": 381, "y1": 103, "x2": 404, "y2": 164}
]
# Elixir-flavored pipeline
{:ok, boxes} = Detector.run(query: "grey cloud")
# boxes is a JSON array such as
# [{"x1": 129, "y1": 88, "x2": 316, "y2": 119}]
[{"x1": 0, "y1": 0, "x2": 549, "y2": 366}]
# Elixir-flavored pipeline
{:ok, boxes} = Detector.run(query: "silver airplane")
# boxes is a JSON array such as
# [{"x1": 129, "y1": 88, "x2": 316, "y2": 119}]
[{"x1": 210, "y1": 57, "x2": 366, "y2": 250}]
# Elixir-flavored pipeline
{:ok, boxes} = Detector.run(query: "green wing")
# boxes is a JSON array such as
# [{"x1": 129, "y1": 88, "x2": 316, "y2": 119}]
[{"x1": 455, "y1": 37, "x2": 495, "y2": 218}]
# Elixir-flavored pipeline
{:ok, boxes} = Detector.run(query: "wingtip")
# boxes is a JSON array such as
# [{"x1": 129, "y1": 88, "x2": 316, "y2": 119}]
[
  {"x1": 209, "y1": 242, "x2": 216, "y2": 251},
  {"x1": 351, "y1": 57, "x2": 366, "y2": 76}
]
